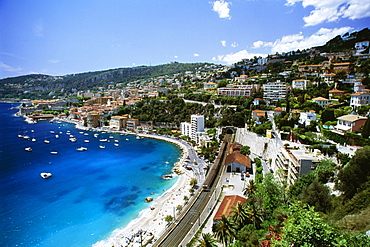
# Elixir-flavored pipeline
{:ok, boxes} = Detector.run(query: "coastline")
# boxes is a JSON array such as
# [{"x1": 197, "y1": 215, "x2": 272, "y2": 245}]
[
  {"x1": 53, "y1": 118, "x2": 194, "y2": 247},
  {"x1": 92, "y1": 134, "x2": 193, "y2": 247}
]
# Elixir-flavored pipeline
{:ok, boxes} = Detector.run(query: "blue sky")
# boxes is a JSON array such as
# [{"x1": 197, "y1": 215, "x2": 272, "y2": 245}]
[{"x1": 1, "y1": 0, "x2": 369, "y2": 79}]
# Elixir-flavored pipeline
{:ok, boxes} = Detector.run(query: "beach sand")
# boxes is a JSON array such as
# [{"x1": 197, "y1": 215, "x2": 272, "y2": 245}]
[{"x1": 92, "y1": 134, "x2": 194, "y2": 247}]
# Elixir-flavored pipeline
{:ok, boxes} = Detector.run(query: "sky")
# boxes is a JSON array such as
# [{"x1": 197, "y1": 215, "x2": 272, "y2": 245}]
[{"x1": 1, "y1": 0, "x2": 369, "y2": 79}]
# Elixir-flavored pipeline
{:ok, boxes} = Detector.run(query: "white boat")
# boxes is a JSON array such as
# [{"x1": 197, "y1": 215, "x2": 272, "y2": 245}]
[
  {"x1": 114, "y1": 140, "x2": 119, "y2": 143},
  {"x1": 77, "y1": 147, "x2": 88, "y2": 151},
  {"x1": 84, "y1": 133, "x2": 89, "y2": 136},
  {"x1": 94, "y1": 133, "x2": 99, "y2": 138},
  {"x1": 84, "y1": 139, "x2": 89, "y2": 143},
  {"x1": 99, "y1": 139, "x2": 108, "y2": 142},
  {"x1": 136, "y1": 136, "x2": 140, "y2": 140},
  {"x1": 55, "y1": 135, "x2": 59, "y2": 138},
  {"x1": 114, "y1": 143, "x2": 119, "y2": 146},
  {"x1": 69, "y1": 137, "x2": 77, "y2": 142},
  {"x1": 44, "y1": 139, "x2": 50, "y2": 144},
  {"x1": 99, "y1": 145, "x2": 106, "y2": 149},
  {"x1": 79, "y1": 132, "x2": 84, "y2": 134},
  {"x1": 40, "y1": 172, "x2": 52, "y2": 179},
  {"x1": 32, "y1": 138, "x2": 36, "y2": 142},
  {"x1": 50, "y1": 131, "x2": 55, "y2": 134},
  {"x1": 25, "y1": 147, "x2": 32, "y2": 152},
  {"x1": 50, "y1": 151, "x2": 58, "y2": 155},
  {"x1": 109, "y1": 136, "x2": 114, "y2": 139},
  {"x1": 126, "y1": 138, "x2": 129, "y2": 141},
  {"x1": 23, "y1": 135, "x2": 30, "y2": 140}
]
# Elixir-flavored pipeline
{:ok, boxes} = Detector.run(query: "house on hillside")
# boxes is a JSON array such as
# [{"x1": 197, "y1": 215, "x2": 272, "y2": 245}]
[
  {"x1": 329, "y1": 89, "x2": 344, "y2": 100},
  {"x1": 335, "y1": 114, "x2": 367, "y2": 134},
  {"x1": 312, "y1": 97, "x2": 330, "y2": 107},
  {"x1": 350, "y1": 92, "x2": 370, "y2": 108},
  {"x1": 224, "y1": 152, "x2": 252, "y2": 174}
]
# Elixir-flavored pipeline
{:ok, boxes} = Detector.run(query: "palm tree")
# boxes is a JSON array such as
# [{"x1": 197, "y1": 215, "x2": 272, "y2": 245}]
[
  {"x1": 230, "y1": 202, "x2": 248, "y2": 230},
  {"x1": 213, "y1": 215, "x2": 236, "y2": 247},
  {"x1": 243, "y1": 180, "x2": 257, "y2": 198},
  {"x1": 197, "y1": 233, "x2": 218, "y2": 247},
  {"x1": 245, "y1": 204, "x2": 264, "y2": 230}
]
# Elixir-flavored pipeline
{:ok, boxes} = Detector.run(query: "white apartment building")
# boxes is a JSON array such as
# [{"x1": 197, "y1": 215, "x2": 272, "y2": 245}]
[
  {"x1": 181, "y1": 114, "x2": 205, "y2": 143},
  {"x1": 218, "y1": 85, "x2": 254, "y2": 97},
  {"x1": 263, "y1": 80, "x2": 288, "y2": 102},
  {"x1": 274, "y1": 147, "x2": 323, "y2": 185},
  {"x1": 350, "y1": 92, "x2": 370, "y2": 107},
  {"x1": 292, "y1": 79, "x2": 310, "y2": 90}
]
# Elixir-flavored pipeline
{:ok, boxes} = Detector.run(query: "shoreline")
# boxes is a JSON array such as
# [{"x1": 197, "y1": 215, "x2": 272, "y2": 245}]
[{"x1": 52, "y1": 118, "x2": 194, "y2": 247}]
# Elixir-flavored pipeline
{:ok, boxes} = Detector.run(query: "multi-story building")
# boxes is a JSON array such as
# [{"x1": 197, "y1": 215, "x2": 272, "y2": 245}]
[
  {"x1": 126, "y1": 119, "x2": 139, "y2": 130},
  {"x1": 335, "y1": 114, "x2": 368, "y2": 134},
  {"x1": 312, "y1": 97, "x2": 330, "y2": 107},
  {"x1": 109, "y1": 115, "x2": 128, "y2": 130},
  {"x1": 274, "y1": 147, "x2": 323, "y2": 185},
  {"x1": 217, "y1": 85, "x2": 254, "y2": 97},
  {"x1": 263, "y1": 80, "x2": 288, "y2": 102},
  {"x1": 180, "y1": 122, "x2": 191, "y2": 137},
  {"x1": 292, "y1": 79, "x2": 310, "y2": 90},
  {"x1": 350, "y1": 91, "x2": 370, "y2": 107},
  {"x1": 190, "y1": 114, "x2": 204, "y2": 142}
]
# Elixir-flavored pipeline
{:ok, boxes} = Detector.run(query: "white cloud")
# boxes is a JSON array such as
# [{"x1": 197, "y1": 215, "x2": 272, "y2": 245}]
[
  {"x1": 221, "y1": 40, "x2": 227, "y2": 47},
  {"x1": 174, "y1": 55, "x2": 178, "y2": 59},
  {"x1": 0, "y1": 62, "x2": 22, "y2": 72},
  {"x1": 286, "y1": 0, "x2": 370, "y2": 26},
  {"x1": 212, "y1": 50, "x2": 267, "y2": 64},
  {"x1": 253, "y1": 40, "x2": 274, "y2": 49},
  {"x1": 48, "y1": 60, "x2": 60, "y2": 64},
  {"x1": 231, "y1": 42, "x2": 239, "y2": 48},
  {"x1": 194, "y1": 53, "x2": 200, "y2": 57},
  {"x1": 211, "y1": 0, "x2": 231, "y2": 19},
  {"x1": 255, "y1": 27, "x2": 352, "y2": 53}
]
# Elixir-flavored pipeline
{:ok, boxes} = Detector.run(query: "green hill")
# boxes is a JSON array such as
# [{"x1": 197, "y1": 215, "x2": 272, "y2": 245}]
[{"x1": 0, "y1": 62, "x2": 210, "y2": 98}]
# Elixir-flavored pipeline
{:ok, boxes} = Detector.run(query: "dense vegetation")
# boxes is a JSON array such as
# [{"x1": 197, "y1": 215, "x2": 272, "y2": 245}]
[
  {"x1": 0, "y1": 62, "x2": 211, "y2": 98},
  {"x1": 192, "y1": 147, "x2": 370, "y2": 246}
]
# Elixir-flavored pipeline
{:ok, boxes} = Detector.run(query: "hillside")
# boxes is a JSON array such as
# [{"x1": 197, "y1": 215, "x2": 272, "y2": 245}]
[{"x1": 0, "y1": 62, "x2": 211, "y2": 98}]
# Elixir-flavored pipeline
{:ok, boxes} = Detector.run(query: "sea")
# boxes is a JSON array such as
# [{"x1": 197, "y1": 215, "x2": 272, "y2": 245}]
[{"x1": 0, "y1": 102, "x2": 182, "y2": 247}]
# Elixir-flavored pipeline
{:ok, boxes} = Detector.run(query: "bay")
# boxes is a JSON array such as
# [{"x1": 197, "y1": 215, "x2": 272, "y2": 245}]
[{"x1": 0, "y1": 103, "x2": 181, "y2": 247}]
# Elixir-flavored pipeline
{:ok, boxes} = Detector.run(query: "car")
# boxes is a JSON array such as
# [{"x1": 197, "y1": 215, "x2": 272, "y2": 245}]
[
  {"x1": 185, "y1": 166, "x2": 193, "y2": 170},
  {"x1": 245, "y1": 172, "x2": 250, "y2": 177}
]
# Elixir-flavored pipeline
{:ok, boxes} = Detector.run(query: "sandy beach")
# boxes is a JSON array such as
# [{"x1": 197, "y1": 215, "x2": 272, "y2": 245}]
[{"x1": 92, "y1": 134, "x2": 194, "y2": 247}]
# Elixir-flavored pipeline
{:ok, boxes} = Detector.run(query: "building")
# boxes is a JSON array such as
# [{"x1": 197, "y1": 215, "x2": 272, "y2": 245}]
[
  {"x1": 213, "y1": 195, "x2": 247, "y2": 223},
  {"x1": 224, "y1": 152, "x2": 252, "y2": 173},
  {"x1": 335, "y1": 114, "x2": 367, "y2": 134},
  {"x1": 109, "y1": 115, "x2": 128, "y2": 130},
  {"x1": 299, "y1": 110, "x2": 317, "y2": 126},
  {"x1": 126, "y1": 119, "x2": 139, "y2": 130},
  {"x1": 329, "y1": 89, "x2": 344, "y2": 100},
  {"x1": 274, "y1": 147, "x2": 323, "y2": 185},
  {"x1": 263, "y1": 80, "x2": 288, "y2": 102},
  {"x1": 252, "y1": 110, "x2": 266, "y2": 124},
  {"x1": 217, "y1": 85, "x2": 254, "y2": 97},
  {"x1": 87, "y1": 112, "x2": 101, "y2": 128},
  {"x1": 312, "y1": 97, "x2": 330, "y2": 107},
  {"x1": 180, "y1": 122, "x2": 191, "y2": 137},
  {"x1": 204, "y1": 82, "x2": 218, "y2": 90},
  {"x1": 190, "y1": 114, "x2": 205, "y2": 142},
  {"x1": 350, "y1": 92, "x2": 370, "y2": 107},
  {"x1": 292, "y1": 79, "x2": 310, "y2": 90}
]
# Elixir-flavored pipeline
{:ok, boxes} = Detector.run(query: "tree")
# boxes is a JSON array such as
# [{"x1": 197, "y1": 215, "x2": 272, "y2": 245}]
[
  {"x1": 240, "y1": 146, "x2": 251, "y2": 156},
  {"x1": 272, "y1": 202, "x2": 342, "y2": 247},
  {"x1": 362, "y1": 118, "x2": 370, "y2": 138},
  {"x1": 190, "y1": 178, "x2": 198, "y2": 188},
  {"x1": 230, "y1": 202, "x2": 248, "y2": 229},
  {"x1": 336, "y1": 146, "x2": 370, "y2": 199},
  {"x1": 321, "y1": 108, "x2": 336, "y2": 124},
  {"x1": 299, "y1": 179, "x2": 332, "y2": 213},
  {"x1": 197, "y1": 233, "x2": 218, "y2": 247},
  {"x1": 213, "y1": 215, "x2": 236, "y2": 247},
  {"x1": 164, "y1": 215, "x2": 173, "y2": 225}
]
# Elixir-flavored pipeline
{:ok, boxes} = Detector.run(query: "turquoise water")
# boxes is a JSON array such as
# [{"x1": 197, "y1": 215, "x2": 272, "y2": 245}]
[{"x1": 0, "y1": 103, "x2": 181, "y2": 247}]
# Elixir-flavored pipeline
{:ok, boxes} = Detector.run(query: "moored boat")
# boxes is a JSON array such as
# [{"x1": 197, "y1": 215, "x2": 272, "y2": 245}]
[
  {"x1": 77, "y1": 147, "x2": 88, "y2": 151},
  {"x1": 40, "y1": 172, "x2": 52, "y2": 179},
  {"x1": 25, "y1": 147, "x2": 32, "y2": 152}
]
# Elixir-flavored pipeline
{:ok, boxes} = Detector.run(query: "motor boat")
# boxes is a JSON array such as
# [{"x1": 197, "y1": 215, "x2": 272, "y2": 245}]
[
  {"x1": 77, "y1": 147, "x2": 88, "y2": 151},
  {"x1": 25, "y1": 147, "x2": 32, "y2": 152},
  {"x1": 40, "y1": 172, "x2": 52, "y2": 179}
]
